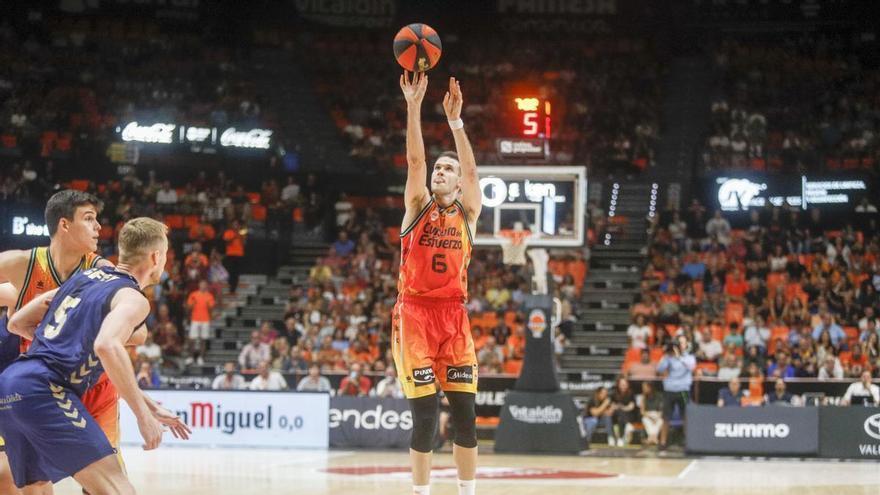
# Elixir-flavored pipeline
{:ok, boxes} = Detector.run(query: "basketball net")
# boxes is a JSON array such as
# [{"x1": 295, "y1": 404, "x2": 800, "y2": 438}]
[{"x1": 497, "y1": 228, "x2": 532, "y2": 266}]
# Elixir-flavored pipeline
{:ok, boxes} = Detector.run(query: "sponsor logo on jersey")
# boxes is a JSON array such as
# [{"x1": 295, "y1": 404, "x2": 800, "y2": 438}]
[
  {"x1": 412, "y1": 367, "x2": 435, "y2": 385},
  {"x1": 446, "y1": 365, "x2": 474, "y2": 384},
  {"x1": 430, "y1": 210, "x2": 440, "y2": 221}
]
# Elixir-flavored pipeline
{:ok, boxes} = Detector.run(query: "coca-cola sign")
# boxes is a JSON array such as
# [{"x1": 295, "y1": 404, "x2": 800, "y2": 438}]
[
  {"x1": 116, "y1": 122, "x2": 273, "y2": 151},
  {"x1": 219, "y1": 128, "x2": 273, "y2": 149}
]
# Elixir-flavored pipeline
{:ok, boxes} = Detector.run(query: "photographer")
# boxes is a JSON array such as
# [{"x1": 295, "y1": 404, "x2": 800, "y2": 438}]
[{"x1": 656, "y1": 335, "x2": 695, "y2": 450}]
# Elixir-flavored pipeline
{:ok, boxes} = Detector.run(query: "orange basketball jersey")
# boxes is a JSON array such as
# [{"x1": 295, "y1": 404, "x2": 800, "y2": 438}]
[
  {"x1": 398, "y1": 199, "x2": 472, "y2": 299},
  {"x1": 15, "y1": 246, "x2": 104, "y2": 353}
]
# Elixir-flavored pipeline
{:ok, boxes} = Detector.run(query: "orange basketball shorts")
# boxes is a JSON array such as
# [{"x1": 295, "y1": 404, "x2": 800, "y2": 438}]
[
  {"x1": 391, "y1": 296, "x2": 478, "y2": 399},
  {"x1": 81, "y1": 376, "x2": 120, "y2": 450}
]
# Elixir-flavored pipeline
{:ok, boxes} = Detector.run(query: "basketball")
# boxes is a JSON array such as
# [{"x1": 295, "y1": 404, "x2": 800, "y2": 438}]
[{"x1": 393, "y1": 23, "x2": 442, "y2": 72}]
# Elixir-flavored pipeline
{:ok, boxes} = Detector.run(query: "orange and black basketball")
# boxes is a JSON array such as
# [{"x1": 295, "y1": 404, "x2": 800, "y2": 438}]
[{"x1": 393, "y1": 23, "x2": 442, "y2": 72}]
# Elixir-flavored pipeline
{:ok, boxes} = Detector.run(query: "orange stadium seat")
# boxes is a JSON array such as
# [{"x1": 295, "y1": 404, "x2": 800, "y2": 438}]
[
  {"x1": 250, "y1": 204, "x2": 267, "y2": 222},
  {"x1": 165, "y1": 215, "x2": 184, "y2": 230}
]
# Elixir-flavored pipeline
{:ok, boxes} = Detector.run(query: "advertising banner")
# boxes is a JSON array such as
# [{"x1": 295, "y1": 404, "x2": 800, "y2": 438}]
[
  {"x1": 819, "y1": 407, "x2": 880, "y2": 460},
  {"x1": 329, "y1": 397, "x2": 411, "y2": 448},
  {"x1": 120, "y1": 390, "x2": 329, "y2": 448},
  {"x1": 685, "y1": 404, "x2": 818, "y2": 455},
  {"x1": 493, "y1": 390, "x2": 583, "y2": 453}
]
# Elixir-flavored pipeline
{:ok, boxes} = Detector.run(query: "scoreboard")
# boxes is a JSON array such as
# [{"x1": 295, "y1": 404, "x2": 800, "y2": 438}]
[{"x1": 497, "y1": 96, "x2": 552, "y2": 161}]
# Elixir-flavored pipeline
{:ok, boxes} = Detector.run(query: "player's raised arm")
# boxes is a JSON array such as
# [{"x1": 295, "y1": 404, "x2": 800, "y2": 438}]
[
  {"x1": 400, "y1": 71, "x2": 430, "y2": 212},
  {"x1": 443, "y1": 76, "x2": 481, "y2": 223},
  {"x1": 93, "y1": 287, "x2": 163, "y2": 450},
  {"x1": 7, "y1": 288, "x2": 57, "y2": 339}
]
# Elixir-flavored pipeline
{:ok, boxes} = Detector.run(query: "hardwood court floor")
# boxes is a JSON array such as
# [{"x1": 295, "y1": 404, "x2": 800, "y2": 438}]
[{"x1": 53, "y1": 447, "x2": 880, "y2": 495}]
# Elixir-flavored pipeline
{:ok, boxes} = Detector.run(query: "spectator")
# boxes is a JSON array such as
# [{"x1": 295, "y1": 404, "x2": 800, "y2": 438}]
[
  {"x1": 582, "y1": 386, "x2": 615, "y2": 447},
  {"x1": 696, "y1": 329, "x2": 723, "y2": 362},
  {"x1": 841, "y1": 370, "x2": 879, "y2": 406},
  {"x1": 136, "y1": 362, "x2": 160, "y2": 389},
  {"x1": 627, "y1": 315, "x2": 651, "y2": 349},
  {"x1": 239, "y1": 331, "x2": 271, "y2": 370},
  {"x1": 374, "y1": 366, "x2": 405, "y2": 399},
  {"x1": 818, "y1": 355, "x2": 844, "y2": 380},
  {"x1": 717, "y1": 353, "x2": 742, "y2": 381},
  {"x1": 212, "y1": 362, "x2": 247, "y2": 390},
  {"x1": 222, "y1": 219, "x2": 247, "y2": 294},
  {"x1": 477, "y1": 336, "x2": 504, "y2": 368},
  {"x1": 154, "y1": 318, "x2": 184, "y2": 371},
  {"x1": 610, "y1": 377, "x2": 638, "y2": 447},
  {"x1": 717, "y1": 378, "x2": 744, "y2": 407},
  {"x1": 656, "y1": 338, "x2": 695, "y2": 450},
  {"x1": 156, "y1": 181, "x2": 178, "y2": 211},
  {"x1": 627, "y1": 349, "x2": 658, "y2": 380},
  {"x1": 338, "y1": 362, "x2": 371, "y2": 396},
  {"x1": 286, "y1": 347, "x2": 311, "y2": 373},
  {"x1": 135, "y1": 333, "x2": 162, "y2": 365},
  {"x1": 812, "y1": 313, "x2": 846, "y2": 348},
  {"x1": 281, "y1": 176, "x2": 301, "y2": 203},
  {"x1": 186, "y1": 279, "x2": 216, "y2": 366},
  {"x1": 723, "y1": 322, "x2": 744, "y2": 350},
  {"x1": 767, "y1": 350, "x2": 796, "y2": 379},
  {"x1": 640, "y1": 382, "x2": 663, "y2": 446},
  {"x1": 249, "y1": 361, "x2": 288, "y2": 391},
  {"x1": 743, "y1": 316, "x2": 770, "y2": 354},
  {"x1": 332, "y1": 231, "x2": 355, "y2": 257},
  {"x1": 705, "y1": 210, "x2": 732, "y2": 245},
  {"x1": 297, "y1": 364, "x2": 333, "y2": 392},
  {"x1": 766, "y1": 379, "x2": 794, "y2": 405}
]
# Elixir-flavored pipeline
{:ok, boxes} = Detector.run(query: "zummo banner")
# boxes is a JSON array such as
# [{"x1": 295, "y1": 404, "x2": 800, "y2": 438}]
[
  {"x1": 120, "y1": 390, "x2": 328, "y2": 448},
  {"x1": 686, "y1": 405, "x2": 818, "y2": 455},
  {"x1": 329, "y1": 397, "x2": 412, "y2": 448}
]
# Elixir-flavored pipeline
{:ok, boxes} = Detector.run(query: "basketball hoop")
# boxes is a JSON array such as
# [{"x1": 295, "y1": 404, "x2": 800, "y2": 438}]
[{"x1": 497, "y1": 228, "x2": 532, "y2": 266}]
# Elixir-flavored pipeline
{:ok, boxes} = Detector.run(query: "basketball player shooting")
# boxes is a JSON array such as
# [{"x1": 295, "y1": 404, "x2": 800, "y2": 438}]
[{"x1": 394, "y1": 71, "x2": 481, "y2": 495}]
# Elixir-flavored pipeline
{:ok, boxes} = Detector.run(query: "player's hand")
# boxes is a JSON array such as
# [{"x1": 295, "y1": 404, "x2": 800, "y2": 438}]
[
  {"x1": 400, "y1": 71, "x2": 427, "y2": 107},
  {"x1": 152, "y1": 404, "x2": 192, "y2": 440},
  {"x1": 442, "y1": 76, "x2": 462, "y2": 121},
  {"x1": 137, "y1": 414, "x2": 164, "y2": 451}
]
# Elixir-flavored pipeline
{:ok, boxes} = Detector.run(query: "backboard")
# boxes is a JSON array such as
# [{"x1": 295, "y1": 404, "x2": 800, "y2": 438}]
[{"x1": 475, "y1": 166, "x2": 587, "y2": 247}]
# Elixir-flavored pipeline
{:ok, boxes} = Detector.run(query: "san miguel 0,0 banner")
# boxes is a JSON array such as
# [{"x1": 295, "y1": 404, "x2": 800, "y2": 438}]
[{"x1": 120, "y1": 390, "x2": 329, "y2": 448}]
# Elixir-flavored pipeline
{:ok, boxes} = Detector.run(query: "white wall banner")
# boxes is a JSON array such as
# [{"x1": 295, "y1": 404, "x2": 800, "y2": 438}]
[{"x1": 120, "y1": 390, "x2": 329, "y2": 448}]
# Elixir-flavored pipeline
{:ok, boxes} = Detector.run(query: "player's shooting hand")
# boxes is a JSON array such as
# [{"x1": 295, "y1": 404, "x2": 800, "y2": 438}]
[
  {"x1": 152, "y1": 403, "x2": 193, "y2": 440},
  {"x1": 400, "y1": 71, "x2": 427, "y2": 107},
  {"x1": 137, "y1": 414, "x2": 164, "y2": 451},
  {"x1": 442, "y1": 76, "x2": 462, "y2": 121}
]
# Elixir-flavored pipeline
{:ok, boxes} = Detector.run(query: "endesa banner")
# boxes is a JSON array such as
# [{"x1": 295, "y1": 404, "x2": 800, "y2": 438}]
[
  {"x1": 329, "y1": 397, "x2": 412, "y2": 448},
  {"x1": 120, "y1": 390, "x2": 328, "y2": 448}
]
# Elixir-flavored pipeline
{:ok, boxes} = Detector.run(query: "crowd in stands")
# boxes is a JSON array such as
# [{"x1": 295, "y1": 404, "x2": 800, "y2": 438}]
[
  {"x1": 703, "y1": 34, "x2": 880, "y2": 174},
  {"x1": 621, "y1": 197, "x2": 880, "y2": 409},
  {"x1": 0, "y1": 18, "x2": 273, "y2": 162},
  {"x1": 298, "y1": 30, "x2": 662, "y2": 175},
  {"x1": 2, "y1": 156, "x2": 587, "y2": 391},
  {"x1": 241, "y1": 195, "x2": 585, "y2": 389}
]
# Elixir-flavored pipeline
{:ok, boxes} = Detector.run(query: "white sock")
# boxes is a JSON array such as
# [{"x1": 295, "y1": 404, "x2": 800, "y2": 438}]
[
  {"x1": 413, "y1": 484, "x2": 430, "y2": 495},
  {"x1": 457, "y1": 478, "x2": 476, "y2": 495}
]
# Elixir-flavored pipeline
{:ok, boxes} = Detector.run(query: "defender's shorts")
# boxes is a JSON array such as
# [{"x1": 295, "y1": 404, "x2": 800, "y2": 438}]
[
  {"x1": 391, "y1": 296, "x2": 478, "y2": 399},
  {"x1": 0, "y1": 360, "x2": 115, "y2": 487}
]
